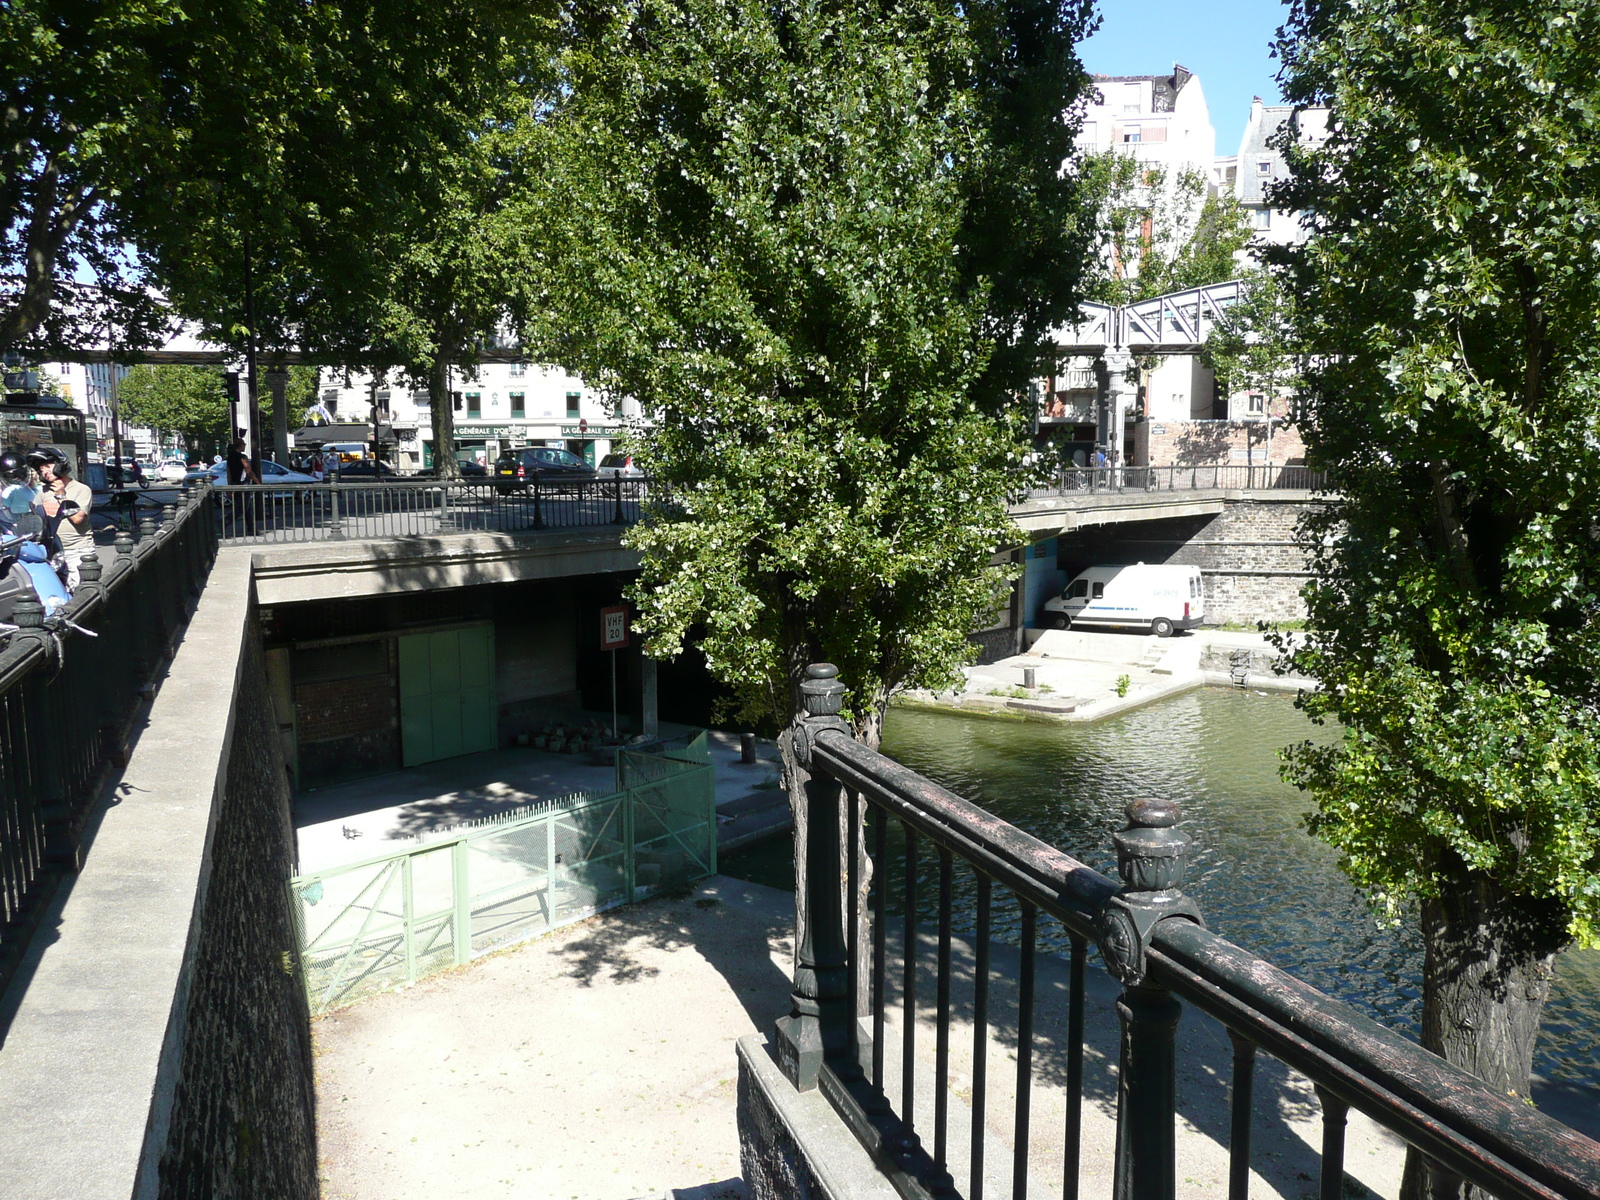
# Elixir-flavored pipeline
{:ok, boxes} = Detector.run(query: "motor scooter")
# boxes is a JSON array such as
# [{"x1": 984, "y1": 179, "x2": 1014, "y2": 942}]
[{"x1": 0, "y1": 508, "x2": 81, "y2": 625}]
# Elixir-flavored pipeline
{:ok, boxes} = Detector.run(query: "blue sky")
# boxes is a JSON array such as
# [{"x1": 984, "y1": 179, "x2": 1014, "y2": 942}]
[{"x1": 1079, "y1": 0, "x2": 1290, "y2": 156}]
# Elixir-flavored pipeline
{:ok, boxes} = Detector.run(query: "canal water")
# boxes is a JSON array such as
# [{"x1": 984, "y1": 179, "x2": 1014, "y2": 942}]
[{"x1": 722, "y1": 687, "x2": 1600, "y2": 1107}]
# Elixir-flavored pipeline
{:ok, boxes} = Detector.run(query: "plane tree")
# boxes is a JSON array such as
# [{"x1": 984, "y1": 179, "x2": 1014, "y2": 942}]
[
  {"x1": 1274, "y1": 3, "x2": 1600, "y2": 1191},
  {"x1": 525, "y1": 0, "x2": 1100, "y2": 747}
]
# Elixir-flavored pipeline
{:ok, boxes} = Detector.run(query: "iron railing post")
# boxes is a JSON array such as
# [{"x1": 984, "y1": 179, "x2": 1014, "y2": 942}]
[
  {"x1": 452, "y1": 838, "x2": 471, "y2": 966},
  {"x1": 1100, "y1": 798, "x2": 1204, "y2": 1200},
  {"x1": 612, "y1": 474, "x2": 625, "y2": 524},
  {"x1": 775, "y1": 663, "x2": 853, "y2": 1092},
  {"x1": 327, "y1": 480, "x2": 342, "y2": 540},
  {"x1": 531, "y1": 477, "x2": 545, "y2": 530}
]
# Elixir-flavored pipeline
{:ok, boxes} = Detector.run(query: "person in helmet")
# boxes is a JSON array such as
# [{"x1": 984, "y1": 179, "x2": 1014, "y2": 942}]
[
  {"x1": 29, "y1": 448, "x2": 93, "y2": 588},
  {"x1": 0, "y1": 450, "x2": 35, "y2": 534}
]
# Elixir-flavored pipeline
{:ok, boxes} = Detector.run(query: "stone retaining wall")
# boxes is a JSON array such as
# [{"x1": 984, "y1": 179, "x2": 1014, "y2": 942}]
[
  {"x1": 154, "y1": 625, "x2": 318, "y2": 1199},
  {"x1": 1056, "y1": 497, "x2": 1324, "y2": 625}
]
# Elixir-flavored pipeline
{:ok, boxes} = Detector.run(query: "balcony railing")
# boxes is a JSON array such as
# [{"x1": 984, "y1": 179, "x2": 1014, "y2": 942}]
[
  {"x1": 0, "y1": 487, "x2": 217, "y2": 994},
  {"x1": 212, "y1": 476, "x2": 648, "y2": 544},
  {"x1": 1031, "y1": 464, "x2": 1326, "y2": 496},
  {"x1": 773, "y1": 663, "x2": 1600, "y2": 1200}
]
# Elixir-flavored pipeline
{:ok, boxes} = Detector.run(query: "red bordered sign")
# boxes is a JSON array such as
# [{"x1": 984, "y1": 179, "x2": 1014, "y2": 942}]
[{"x1": 600, "y1": 605, "x2": 629, "y2": 651}]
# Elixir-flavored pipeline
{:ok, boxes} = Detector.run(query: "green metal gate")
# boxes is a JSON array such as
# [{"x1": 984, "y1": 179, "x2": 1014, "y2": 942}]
[
  {"x1": 397, "y1": 625, "x2": 496, "y2": 767},
  {"x1": 290, "y1": 732, "x2": 716, "y2": 1014}
]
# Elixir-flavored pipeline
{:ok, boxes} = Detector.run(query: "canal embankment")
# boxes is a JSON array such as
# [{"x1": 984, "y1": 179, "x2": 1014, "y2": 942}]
[{"x1": 893, "y1": 628, "x2": 1316, "y2": 724}]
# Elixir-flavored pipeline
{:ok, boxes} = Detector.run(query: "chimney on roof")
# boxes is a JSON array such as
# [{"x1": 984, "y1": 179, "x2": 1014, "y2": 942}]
[{"x1": 1173, "y1": 63, "x2": 1192, "y2": 89}]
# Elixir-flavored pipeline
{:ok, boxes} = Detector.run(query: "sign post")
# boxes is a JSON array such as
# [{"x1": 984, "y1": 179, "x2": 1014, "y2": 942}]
[{"x1": 600, "y1": 605, "x2": 629, "y2": 740}]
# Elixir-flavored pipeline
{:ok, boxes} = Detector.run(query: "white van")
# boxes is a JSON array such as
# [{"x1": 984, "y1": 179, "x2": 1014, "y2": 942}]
[{"x1": 1042, "y1": 563, "x2": 1204, "y2": 637}]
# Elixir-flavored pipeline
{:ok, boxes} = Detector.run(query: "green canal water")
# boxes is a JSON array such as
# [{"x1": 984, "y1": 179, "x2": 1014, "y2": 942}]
[{"x1": 721, "y1": 687, "x2": 1600, "y2": 1104}]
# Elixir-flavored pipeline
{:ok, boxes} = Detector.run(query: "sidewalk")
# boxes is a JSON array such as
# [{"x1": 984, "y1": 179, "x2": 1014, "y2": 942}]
[
  {"x1": 895, "y1": 628, "x2": 1310, "y2": 725},
  {"x1": 311, "y1": 877, "x2": 1406, "y2": 1200},
  {"x1": 294, "y1": 730, "x2": 787, "y2": 874}
]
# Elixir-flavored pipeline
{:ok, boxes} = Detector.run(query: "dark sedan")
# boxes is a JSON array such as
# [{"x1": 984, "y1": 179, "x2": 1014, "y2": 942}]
[{"x1": 493, "y1": 447, "x2": 598, "y2": 491}]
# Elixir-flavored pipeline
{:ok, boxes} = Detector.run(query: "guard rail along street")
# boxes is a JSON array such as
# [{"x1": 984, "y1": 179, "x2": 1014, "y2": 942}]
[
  {"x1": 213, "y1": 475, "x2": 648, "y2": 543},
  {"x1": 766, "y1": 662, "x2": 1600, "y2": 1200},
  {"x1": 0, "y1": 483, "x2": 217, "y2": 995},
  {"x1": 1031, "y1": 464, "x2": 1326, "y2": 497}
]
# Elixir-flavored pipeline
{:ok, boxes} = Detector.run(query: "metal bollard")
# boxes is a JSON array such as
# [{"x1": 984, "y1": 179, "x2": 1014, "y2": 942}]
[
  {"x1": 1023, "y1": 667, "x2": 1037, "y2": 689},
  {"x1": 739, "y1": 731, "x2": 757, "y2": 764}
]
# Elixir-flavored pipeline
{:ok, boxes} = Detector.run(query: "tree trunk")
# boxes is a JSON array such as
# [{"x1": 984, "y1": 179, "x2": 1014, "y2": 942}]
[
  {"x1": 429, "y1": 345, "x2": 461, "y2": 480},
  {"x1": 1399, "y1": 876, "x2": 1567, "y2": 1200}
]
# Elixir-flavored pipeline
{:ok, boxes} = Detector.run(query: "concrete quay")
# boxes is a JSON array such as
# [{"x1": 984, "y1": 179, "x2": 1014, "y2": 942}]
[
  {"x1": 312, "y1": 876, "x2": 1406, "y2": 1200},
  {"x1": 895, "y1": 628, "x2": 1316, "y2": 725}
]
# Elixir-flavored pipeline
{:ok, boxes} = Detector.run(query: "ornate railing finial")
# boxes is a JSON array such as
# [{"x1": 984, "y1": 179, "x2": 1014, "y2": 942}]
[
  {"x1": 1098, "y1": 797, "x2": 1203, "y2": 988},
  {"x1": 800, "y1": 662, "x2": 844, "y2": 717}
]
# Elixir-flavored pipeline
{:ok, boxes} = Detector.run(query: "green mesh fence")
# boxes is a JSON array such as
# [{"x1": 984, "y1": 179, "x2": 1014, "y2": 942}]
[{"x1": 291, "y1": 736, "x2": 715, "y2": 1014}]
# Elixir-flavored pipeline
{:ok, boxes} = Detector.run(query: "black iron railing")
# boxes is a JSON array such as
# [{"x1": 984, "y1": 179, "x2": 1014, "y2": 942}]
[
  {"x1": 776, "y1": 663, "x2": 1600, "y2": 1200},
  {"x1": 1031, "y1": 465, "x2": 1326, "y2": 497},
  {"x1": 0, "y1": 486, "x2": 217, "y2": 995},
  {"x1": 212, "y1": 476, "x2": 647, "y2": 544}
]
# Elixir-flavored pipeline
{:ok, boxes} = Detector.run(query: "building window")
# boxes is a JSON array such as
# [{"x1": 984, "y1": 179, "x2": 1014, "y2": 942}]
[
  {"x1": 1247, "y1": 393, "x2": 1266, "y2": 414},
  {"x1": 467, "y1": 392, "x2": 481, "y2": 417},
  {"x1": 566, "y1": 391, "x2": 581, "y2": 418},
  {"x1": 1122, "y1": 129, "x2": 1141, "y2": 143},
  {"x1": 1257, "y1": 160, "x2": 1272, "y2": 175},
  {"x1": 510, "y1": 392, "x2": 525, "y2": 417},
  {"x1": 510, "y1": 361, "x2": 526, "y2": 377},
  {"x1": 1252, "y1": 208, "x2": 1272, "y2": 230}
]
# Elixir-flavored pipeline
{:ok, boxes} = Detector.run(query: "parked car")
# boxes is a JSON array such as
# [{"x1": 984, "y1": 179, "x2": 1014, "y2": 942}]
[
  {"x1": 596, "y1": 452, "x2": 643, "y2": 480},
  {"x1": 156, "y1": 458, "x2": 188, "y2": 482},
  {"x1": 331, "y1": 460, "x2": 398, "y2": 479},
  {"x1": 192, "y1": 459, "x2": 319, "y2": 488},
  {"x1": 493, "y1": 447, "x2": 598, "y2": 492}
]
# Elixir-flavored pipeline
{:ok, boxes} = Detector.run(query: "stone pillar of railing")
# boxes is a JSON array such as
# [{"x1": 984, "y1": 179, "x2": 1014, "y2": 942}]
[
  {"x1": 775, "y1": 663, "x2": 853, "y2": 1092},
  {"x1": 1099, "y1": 797, "x2": 1204, "y2": 1200}
]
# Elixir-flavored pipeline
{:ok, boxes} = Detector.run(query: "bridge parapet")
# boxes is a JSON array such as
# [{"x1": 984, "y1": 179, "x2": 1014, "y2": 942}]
[
  {"x1": 0, "y1": 483, "x2": 218, "y2": 996},
  {"x1": 746, "y1": 663, "x2": 1600, "y2": 1200}
]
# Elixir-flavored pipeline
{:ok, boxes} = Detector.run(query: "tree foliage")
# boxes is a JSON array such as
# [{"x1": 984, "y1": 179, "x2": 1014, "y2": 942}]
[
  {"x1": 1078, "y1": 151, "x2": 1251, "y2": 306},
  {"x1": 530, "y1": 0, "x2": 1097, "y2": 739},
  {"x1": 1274, "y1": 0, "x2": 1600, "y2": 1127},
  {"x1": 1202, "y1": 270, "x2": 1301, "y2": 409},
  {"x1": 117, "y1": 365, "x2": 229, "y2": 459}
]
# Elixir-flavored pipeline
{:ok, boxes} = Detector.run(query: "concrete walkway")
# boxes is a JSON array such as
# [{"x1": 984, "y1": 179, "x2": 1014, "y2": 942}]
[
  {"x1": 896, "y1": 628, "x2": 1309, "y2": 725},
  {"x1": 295, "y1": 730, "x2": 787, "y2": 874},
  {"x1": 312, "y1": 877, "x2": 1406, "y2": 1200}
]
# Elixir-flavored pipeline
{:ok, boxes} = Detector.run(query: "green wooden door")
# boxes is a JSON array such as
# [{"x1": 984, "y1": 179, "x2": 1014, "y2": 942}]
[{"x1": 398, "y1": 627, "x2": 496, "y2": 767}]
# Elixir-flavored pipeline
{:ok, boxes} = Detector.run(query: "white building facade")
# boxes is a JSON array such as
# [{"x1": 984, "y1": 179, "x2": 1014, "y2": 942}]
[
  {"x1": 313, "y1": 363, "x2": 639, "y2": 472},
  {"x1": 1216, "y1": 98, "x2": 1330, "y2": 251}
]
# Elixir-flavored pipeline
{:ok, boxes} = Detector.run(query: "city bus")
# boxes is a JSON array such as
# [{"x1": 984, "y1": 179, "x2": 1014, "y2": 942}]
[{"x1": 0, "y1": 394, "x2": 91, "y2": 477}]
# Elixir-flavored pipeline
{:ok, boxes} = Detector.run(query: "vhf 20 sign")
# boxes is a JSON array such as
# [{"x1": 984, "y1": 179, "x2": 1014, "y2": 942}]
[{"x1": 600, "y1": 606, "x2": 629, "y2": 651}]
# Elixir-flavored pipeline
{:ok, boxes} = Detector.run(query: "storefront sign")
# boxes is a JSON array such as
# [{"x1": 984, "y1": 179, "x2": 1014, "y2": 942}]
[{"x1": 562, "y1": 424, "x2": 624, "y2": 438}]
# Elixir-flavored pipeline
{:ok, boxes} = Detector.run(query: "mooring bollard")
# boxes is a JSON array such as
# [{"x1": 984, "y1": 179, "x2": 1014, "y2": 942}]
[{"x1": 1023, "y1": 666, "x2": 1037, "y2": 689}]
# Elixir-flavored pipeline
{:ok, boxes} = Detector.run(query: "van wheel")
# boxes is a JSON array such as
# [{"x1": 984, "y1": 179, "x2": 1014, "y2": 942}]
[
  {"x1": 1050, "y1": 614, "x2": 1069, "y2": 630},
  {"x1": 1151, "y1": 617, "x2": 1174, "y2": 638}
]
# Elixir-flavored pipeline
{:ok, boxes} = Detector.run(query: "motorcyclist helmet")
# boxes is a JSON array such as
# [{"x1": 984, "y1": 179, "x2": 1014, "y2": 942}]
[
  {"x1": 24, "y1": 446, "x2": 66, "y2": 472},
  {"x1": 0, "y1": 450, "x2": 27, "y2": 482}
]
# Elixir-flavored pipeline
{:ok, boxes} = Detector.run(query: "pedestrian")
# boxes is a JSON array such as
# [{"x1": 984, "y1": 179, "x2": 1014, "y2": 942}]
[
  {"x1": 225, "y1": 439, "x2": 261, "y2": 535},
  {"x1": 29, "y1": 448, "x2": 93, "y2": 590},
  {"x1": 309, "y1": 449, "x2": 326, "y2": 482},
  {"x1": 0, "y1": 450, "x2": 37, "y2": 533}
]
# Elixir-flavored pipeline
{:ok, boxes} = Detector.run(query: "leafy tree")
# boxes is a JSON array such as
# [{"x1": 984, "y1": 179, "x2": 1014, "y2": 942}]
[
  {"x1": 119, "y1": 1, "x2": 552, "y2": 476},
  {"x1": 531, "y1": 0, "x2": 1097, "y2": 746},
  {"x1": 1078, "y1": 151, "x2": 1251, "y2": 306},
  {"x1": 1201, "y1": 269, "x2": 1302, "y2": 442},
  {"x1": 1274, "y1": 0, "x2": 1600, "y2": 1185},
  {"x1": 116, "y1": 365, "x2": 229, "y2": 461}
]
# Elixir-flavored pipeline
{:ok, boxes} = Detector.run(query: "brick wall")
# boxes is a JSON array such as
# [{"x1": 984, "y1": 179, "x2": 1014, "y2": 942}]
[
  {"x1": 1135, "y1": 418, "x2": 1307, "y2": 468},
  {"x1": 155, "y1": 628, "x2": 319, "y2": 1199}
]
